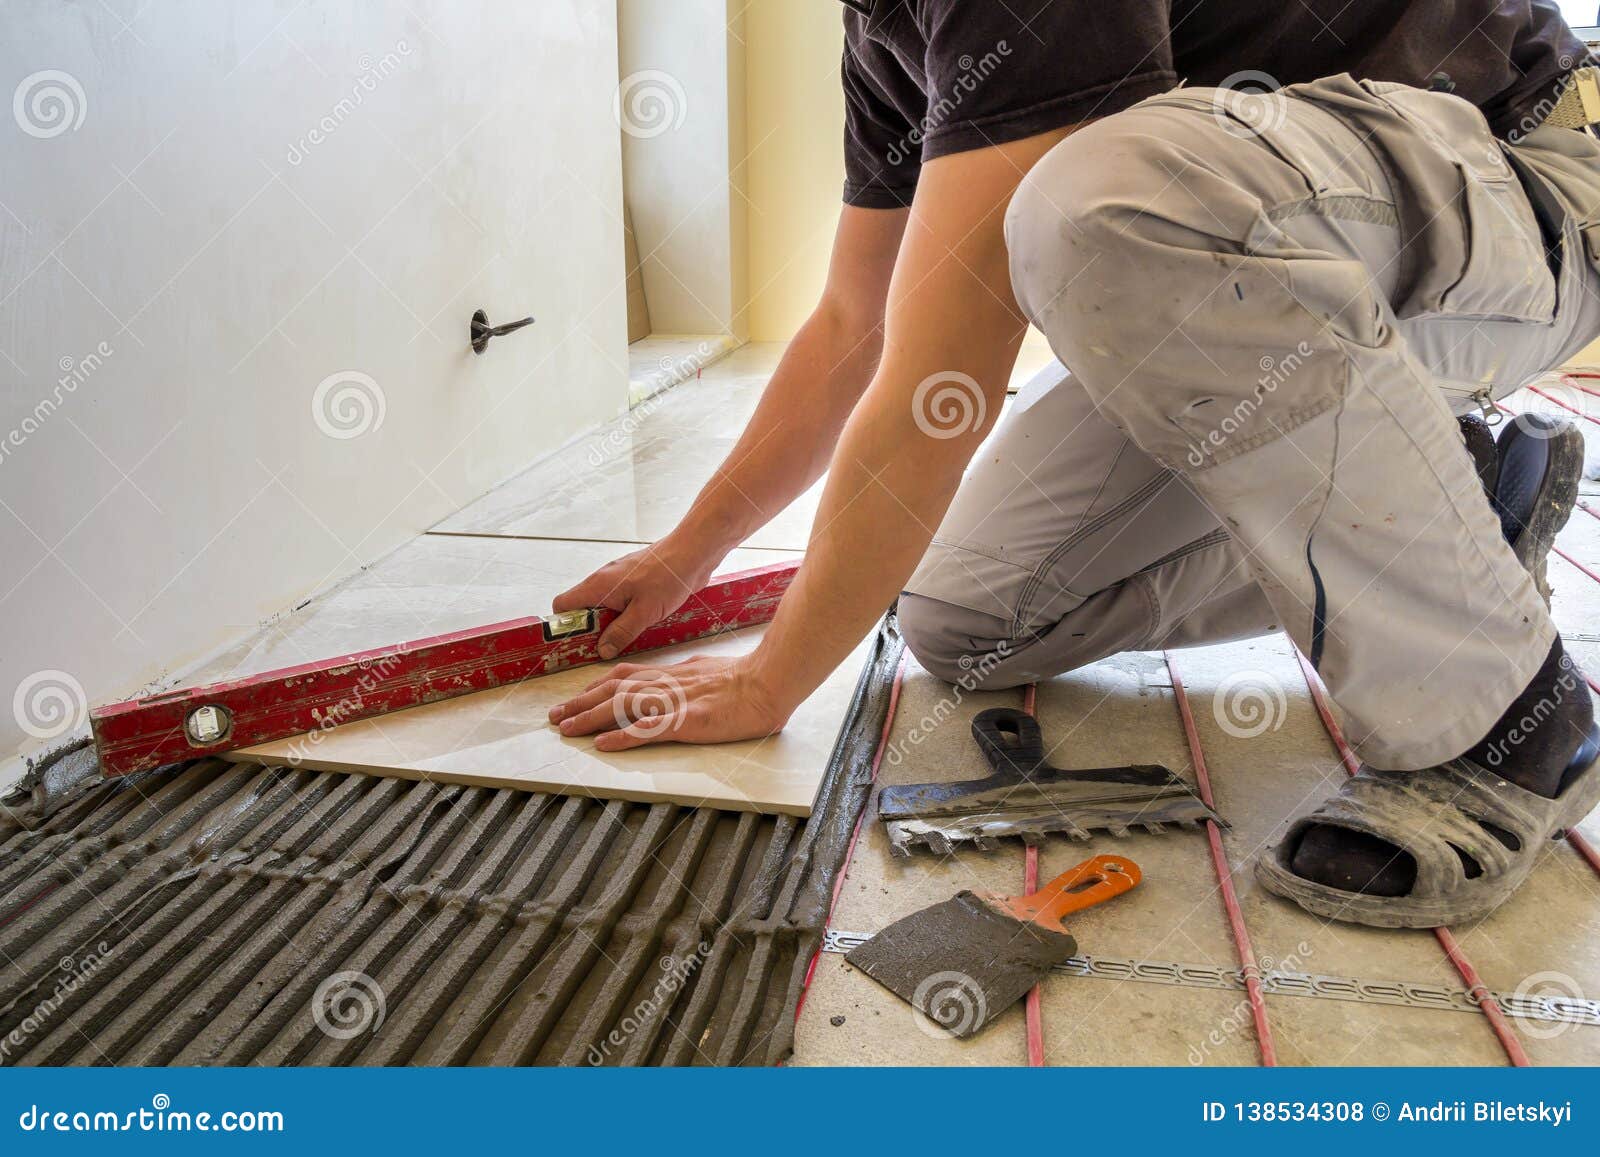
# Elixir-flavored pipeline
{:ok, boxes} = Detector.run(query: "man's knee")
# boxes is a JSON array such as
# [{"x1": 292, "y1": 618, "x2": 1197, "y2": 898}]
[
  {"x1": 1004, "y1": 113, "x2": 1192, "y2": 329},
  {"x1": 1004, "y1": 104, "x2": 1281, "y2": 339},
  {"x1": 897, "y1": 594, "x2": 1026, "y2": 688}
]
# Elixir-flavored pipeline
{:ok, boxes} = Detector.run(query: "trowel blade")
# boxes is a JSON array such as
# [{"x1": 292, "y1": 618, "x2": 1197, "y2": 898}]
[{"x1": 845, "y1": 890, "x2": 1077, "y2": 1039}]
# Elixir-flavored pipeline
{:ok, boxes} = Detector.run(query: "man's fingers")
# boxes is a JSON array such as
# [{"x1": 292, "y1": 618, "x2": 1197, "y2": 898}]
[
  {"x1": 552, "y1": 569, "x2": 636, "y2": 615},
  {"x1": 597, "y1": 601, "x2": 658, "y2": 660},
  {"x1": 595, "y1": 714, "x2": 683, "y2": 752},
  {"x1": 549, "y1": 678, "x2": 621, "y2": 724},
  {"x1": 556, "y1": 697, "x2": 629, "y2": 737}
]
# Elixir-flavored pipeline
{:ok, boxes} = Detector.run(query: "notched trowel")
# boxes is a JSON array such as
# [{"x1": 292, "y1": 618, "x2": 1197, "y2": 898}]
[
  {"x1": 880, "y1": 707, "x2": 1224, "y2": 856},
  {"x1": 846, "y1": 854, "x2": 1140, "y2": 1037}
]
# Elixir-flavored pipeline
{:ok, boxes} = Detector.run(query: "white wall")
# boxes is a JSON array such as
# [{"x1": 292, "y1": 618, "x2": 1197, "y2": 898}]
[
  {"x1": 0, "y1": 1, "x2": 628, "y2": 772},
  {"x1": 617, "y1": 0, "x2": 745, "y2": 338}
]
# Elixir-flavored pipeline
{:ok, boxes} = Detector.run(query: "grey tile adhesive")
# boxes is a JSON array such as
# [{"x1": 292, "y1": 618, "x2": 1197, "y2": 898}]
[{"x1": 0, "y1": 617, "x2": 905, "y2": 1066}]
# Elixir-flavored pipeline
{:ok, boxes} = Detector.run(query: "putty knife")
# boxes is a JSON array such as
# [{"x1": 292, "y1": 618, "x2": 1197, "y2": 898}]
[{"x1": 846, "y1": 854, "x2": 1141, "y2": 1038}]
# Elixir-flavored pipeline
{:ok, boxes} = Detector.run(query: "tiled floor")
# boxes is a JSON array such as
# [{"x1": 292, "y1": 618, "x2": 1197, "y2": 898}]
[
  {"x1": 626, "y1": 334, "x2": 741, "y2": 407},
  {"x1": 174, "y1": 344, "x2": 1600, "y2": 1064}
]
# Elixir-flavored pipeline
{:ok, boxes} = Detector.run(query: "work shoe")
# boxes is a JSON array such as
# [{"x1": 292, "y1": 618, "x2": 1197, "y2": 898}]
[
  {"x1": 1491, "y1": 412, "x2": 1585, "y2": 603},
  {"x1": 1262, "y1": 640, "x2": 1600, "y2": 927},
  {"x1": 1458, "y1": 412, "x2": 1500, "y2": 497}
]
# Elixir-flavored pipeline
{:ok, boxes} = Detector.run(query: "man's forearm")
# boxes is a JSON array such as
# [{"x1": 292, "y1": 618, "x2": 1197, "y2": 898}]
[{"x1": 673, "y1": 304, "x2": 884, "y2": 556}]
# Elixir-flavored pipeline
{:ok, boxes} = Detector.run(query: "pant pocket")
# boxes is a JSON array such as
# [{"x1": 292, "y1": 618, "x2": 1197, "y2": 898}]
[{"x1": 1369, "y1": 86, "x2": 1556, "y2": 323}]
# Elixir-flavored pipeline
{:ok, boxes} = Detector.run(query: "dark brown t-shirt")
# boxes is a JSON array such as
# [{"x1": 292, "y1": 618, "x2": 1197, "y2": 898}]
[{"x1": 842, "y1": 0, "x2": 1589, "y2": 207}]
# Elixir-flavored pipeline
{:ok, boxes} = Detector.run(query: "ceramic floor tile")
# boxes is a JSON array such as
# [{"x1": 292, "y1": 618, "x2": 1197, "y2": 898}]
[
  {"x1": 228, "y1": 621, "x2": 868, "y2": 816},
  {"x1": 434, "y1": 343, "x2": 817, "y2": 550},
  {"x1": 627, "y1": 334, "x2": 740, "y2": 406},
  {"x1": 435, "y1": 341, "x2": 1038, "y2": 553}
]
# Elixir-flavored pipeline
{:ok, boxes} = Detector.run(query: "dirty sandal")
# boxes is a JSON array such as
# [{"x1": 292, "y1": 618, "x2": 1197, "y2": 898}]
[{"x1": 1257, "y1": 726, "x2": 1600, "y2": 928}]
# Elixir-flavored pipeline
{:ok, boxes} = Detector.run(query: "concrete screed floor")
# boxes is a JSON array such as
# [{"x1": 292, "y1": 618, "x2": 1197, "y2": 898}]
[{"x1": 213, "y1": 342, "x2": 1600, "y2": 1066}]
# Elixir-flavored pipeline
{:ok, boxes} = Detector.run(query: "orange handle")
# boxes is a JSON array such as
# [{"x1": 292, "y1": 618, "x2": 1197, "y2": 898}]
[{"x1": 996, "y1": 854, "x2": 1141, "y2": 932}]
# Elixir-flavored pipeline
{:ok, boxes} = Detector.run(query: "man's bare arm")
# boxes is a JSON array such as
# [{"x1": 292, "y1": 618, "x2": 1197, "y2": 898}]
[
  {"x1": 552, "y1": 127, "x2": 1078, "y2": 749},
  {"x1": 552, "y1": 205, "x2": 908, "y2": 657}
]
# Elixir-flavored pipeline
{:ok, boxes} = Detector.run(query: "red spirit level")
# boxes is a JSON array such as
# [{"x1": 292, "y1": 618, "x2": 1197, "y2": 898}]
[{"x1": 90, "y1": 559, "x2": 800, "y2": 778}]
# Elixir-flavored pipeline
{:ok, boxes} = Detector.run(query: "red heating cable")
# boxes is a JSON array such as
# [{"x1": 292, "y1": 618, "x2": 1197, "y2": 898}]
[
  {"x1": 1528, "y1": 383, "x2": 1600, "y2": 428},
  {"x1": 1162, "y1": 651, "x2": 1279, "y2": 1066}
]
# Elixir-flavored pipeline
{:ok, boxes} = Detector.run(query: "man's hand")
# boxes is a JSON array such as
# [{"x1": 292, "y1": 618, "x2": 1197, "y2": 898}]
[
  {"x1": 547, "y1": 654, "x2": 789, "y2": 751},
  {"x1": 550, "y1": 207, "x2": 906, "y2": 662},
  {"x1": 551, "y1": 537, "x2": 717, "y2": 660}
]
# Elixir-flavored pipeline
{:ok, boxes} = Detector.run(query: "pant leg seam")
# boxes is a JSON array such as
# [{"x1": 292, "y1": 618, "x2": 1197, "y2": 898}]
[
  {"x1": 1013, "y1": 471, "x2": 1175, "y2": 631},
  {"x1": 1138, "y1": 526, "x2": 1235, "y2": 574}
]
